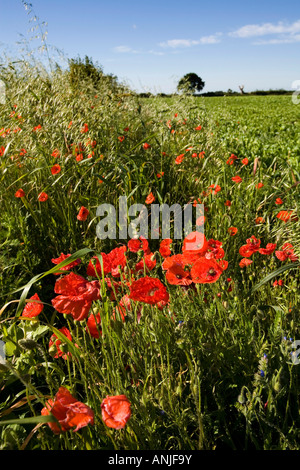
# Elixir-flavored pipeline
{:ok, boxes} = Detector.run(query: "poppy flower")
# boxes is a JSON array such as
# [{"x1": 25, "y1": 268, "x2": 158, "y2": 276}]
[
  {"x1": 38, "y1": 192, "x2": 48, "y2": 202},
  {"x1": 145, "y1": 192, "x2": 155, "y2": 204},
  {"x1": 228, "y1": 227, "x2": 238, "y2": 236},
  {"x1": 209, "y1": 184, "x2": 221, "y2": 195},
  {"x1": 51, "y1": 149, "x2": 60, "y2": 158},
  {"x1": 21, "y1": 293, "x2": 44, "y2": 318},
  {"x1": 51, "y1": 164, "x2": 61, "y2": 175},
  {"x1": 194, "y1": 125, "x2": 202, "y2": 130},
  {"x1": 157, "y1": 172, "x2": 164, "y2": 178},
  {"x1": 232, "y1": 175, "x2": 242, "y2": 184},
  {"x1": 275, "y1": 198, "x2": 283, "y2": 205},
  {"x1": 159, "y1": 238, "x2": 172, "y2": 258},
  {"x1": 41, "y1": 387, "x2": 94, "y2": 434},
  {"x1": 101, "y1": 394, "x2": 131, "y2": 429},
  {"x1": 143, "y1": 143, "x2": 151, "y2": 149},
  {"x1": 86, "y1": 312, "x2": 102, "y2": 338},
  {"x1": 49, "y1": 327, "x2": 73, "y2": 359},
  {"x1": 224, "y1": 200, "x2": 231, "y2": 207},
  {"x1": 129, "y1": 276, "x2": 169, "y2": 306},
  {"x1": 255, "y1": 217, "x2": 265, "y2": 224},
  {"x1": 127, "y1": 236, "x2": 149, "y2": 254},
  {"x1": 239, "y1": 235, "x2": 261, "y2": 257},
  {"x1": 275, "y1": 243, "x2": 298, "y2": 262},
  {"x1": 165, "y1": 262, "x2": 193, "y2": 286},
  {"x1": 276, "y1": 211, "x2": 294, "y2": 222},
  {"x1": 108, "y1": 246, "x2": 128, "y2": 277},
  {"x1": 15, "y1": 189, "x2": 25, "y2": 198},
  {"x1": 175, "y1": 154, "x2": 184, "y2": 164},
  {"x1": 182, "y1": 231, "x2": 208, "y2": 255},
  {"x1": 118, "y1": 136, "x2": 125, "y2": 142},
  {"x1": 190, "y1": 258, "x2": 223, "y2": 284},
  {"x1": 273, "y1": 279, "x2": 284, "y2": 287},
  {"x1": 258, "y1": 243, "x2": 277, "y2": 255},
  {"x1": 51, "y1": 272, "x2": 100, "y2": 321},
  {"x1": 242, "y1": 158, "x2": 249, "y2": 165},
  {"x1": 134, "y1": 252, "x2": 156, "y2": 274},
  {"x1": 77, "y1": 206, "x2": 89, "y2": 221},
  {"x1": 33, "y1": 124, "x2": 42, "y2": 132},
  {"x1": 51, "y1": 253, "x2": 81, "y2": 275},
  {"x1": 227, "y1": 154, "x2": 238, "y2": 165},
  {"x1": 206, "y1": 239, "x2": 225, "y2": 259},
  {"x1": 239, "y1": 258, "x2": 253, "y2": 268},
  {"x1": 80, "y1": 123, "x2": 89, "y2": 133},
  {"x1": 256, "y1": 182, "x2": 264, "y2": 189}
]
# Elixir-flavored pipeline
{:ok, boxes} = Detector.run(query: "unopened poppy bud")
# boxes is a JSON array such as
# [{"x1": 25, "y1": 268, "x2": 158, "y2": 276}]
[
  {"x1": 18, "y1": 338, "x2": 38, "y2": 350},
  {"x1": 49, "y1": 344, "x2": 57, "y2": 357}
]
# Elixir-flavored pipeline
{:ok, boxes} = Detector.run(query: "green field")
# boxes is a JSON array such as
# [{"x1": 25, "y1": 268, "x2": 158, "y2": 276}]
[{"x1": 0, "y1": 59, "x2": 299, "y2": 450}]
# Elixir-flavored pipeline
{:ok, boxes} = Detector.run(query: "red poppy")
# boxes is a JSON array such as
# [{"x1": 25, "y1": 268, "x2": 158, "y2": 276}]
[
  {"x1": 41, "y1": 387, "x2": 94, "y2": 434},
  {"x1": 157, "y1": 172, "x2": 164, "y2": 178},
  {"x1": 101, "y1": 395, "x2": 131, "y2": 429},
  {"x1": 258, "y1": 243, "x2": 277, "y2": 255},
  {"x1": 256, "y1": 182, "x2": 264, "y2": 189},
  {"x1": 118, "y1": 136, "x2": 125, "y2": 142},
  {"x1": 273, "y1": 279, "x2": 284, "y2": 287},
  {"x1": 80, "y1": 123, "x2": 89, "y2": 133},
  {"x1": 194, "y1": 125, "x2": 202, "y2": 130},
  {"x1": 242, "y1": 158, "x2": 249, "y2": 165},
  {"x1": 275, "y1": 198, "x2": 283, "y2": 205},
  {"x1": 239, "y1": 258, "x2": 253, "y2": 268},
  {"x1": 276, "y1": 210, "x2": 294, "y2": 222},
  {"x1": 21, "y1": 293, "x2": 44, "y2": 318},
  {"x1": 209, "y1": 184, "x2": 221, "y2": 194},
  {"x1": 143, "y1": 143, "x2": 151, "y2": 149},
  {"x1": 108, "y1": 246, "x2": 127, "y2": 277},
  {"x1": 228, "y1": 227, "x2": 238, "y2": 236},
  {"x1": 190, "y1": 258, "x2": 223, "y2": 284},
  {"x1": 182, "y1": 231, "x2": 208, "y2": 255},
  {"x1": 206, "y1": 239, "x2": 225, "y2": 259},
  {"x1": 159, "y1": 238, "x2": 172, "y2": 258},
  {"x1": 224, "y1": 200, "x2": 231, "y2": 207},
  {"x1": 175, "y1": 154, "x2": 184, "y2": 164},
  {"x1": 15, "y1": 189, "x2": 25, "y2": 198},
  {"x1": 127, "y1": 236, "x2": 149, "y2": 254},
  {"x1": 51, "y1": 149, "x2": 60, "y2": 158},
  {"x1": 38, "y1": 192, "x2": 48, "y2": 202},
  {"x1": 145, "y1": 192, "x2": 155, "y2": 204},
  {"x1": 227, "y1": 154, "x2": 238, "y2": 165},
  {"x1": 86, "y1": 253, "x2": 113, "y2": 278},
  {"x1": 77, "y1": 206, "x2": 89, "y2": 221},
  {"x1": 51, "y1": 272, "x2": 100, "y2": 321},
  {"x1": 33, "y1": 124, "x2": 42, "y2": 132},
  {"x1": 165, "y1": 262, "x2": 193, "y2": 286},
  {"x1": 275, "y1": 243, "x2": 298, "y2": 262},
  {"x1": 134, "y1": 252, "x2": 156, "y2": 274},
  {"x1": 129, "y1": 276, "x2": 169, "y2": 306},
  {"x1": 86, "y1": 312, "x2": 102, "y2": 338},
  {"x1": 232, "y1": 175, "x2": 242, "y2": 184},
  {"x1": 49, "y1": 327, "x2": 73, "y2": 359},
  {"x1": 239, "y1": 235, "x2": 261, "y2": 257},
  {"x1": 255, "y1": 217, "x2": 265, "y2": 224},
  {"x1": 51, "y1": 253, "x2": 81, "y2": 275},
  {"x1": 51, "y1": 164, "x2": 61, "y2": 175}
]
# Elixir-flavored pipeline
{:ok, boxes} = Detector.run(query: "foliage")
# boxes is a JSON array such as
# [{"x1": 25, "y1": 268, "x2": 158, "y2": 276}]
[{"x1": 177, "y1": 73, "x2": 205, "y2": 95}]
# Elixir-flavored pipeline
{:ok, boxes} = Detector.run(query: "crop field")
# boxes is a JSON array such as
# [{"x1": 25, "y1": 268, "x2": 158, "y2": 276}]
[{"x1": 0, "y1": 58, "x2": 299, "y2": 451}]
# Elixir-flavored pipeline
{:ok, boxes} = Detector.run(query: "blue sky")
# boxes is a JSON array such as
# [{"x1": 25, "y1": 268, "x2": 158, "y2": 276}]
[{"x1": 1, "y1": 0, "x2": 300, "y2": 93}]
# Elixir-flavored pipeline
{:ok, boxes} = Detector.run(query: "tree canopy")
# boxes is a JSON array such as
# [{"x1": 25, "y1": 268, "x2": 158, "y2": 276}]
[{"x1": 177, "y1": 73, "x2": 205, "y2": 95}]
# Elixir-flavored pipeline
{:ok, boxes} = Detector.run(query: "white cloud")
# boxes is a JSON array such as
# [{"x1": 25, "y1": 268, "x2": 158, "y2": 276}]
[
  {"x1": 253, "y1": 34, "x2": 300, "y2": 45},
  {"x1": 159, "y1": 34, "x2": 221, "y2": 48},
  {"x1": 229, "y1": 19, "x2": 300, "y2": 38}
]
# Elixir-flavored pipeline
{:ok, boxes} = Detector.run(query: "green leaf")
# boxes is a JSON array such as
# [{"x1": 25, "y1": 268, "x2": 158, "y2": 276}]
[
  {"x1": 250, "y1": 261, "x2": 300, "y2": 295},
  {"x1": 0, "y1": 415, "x2": 55, "y2": 426}
]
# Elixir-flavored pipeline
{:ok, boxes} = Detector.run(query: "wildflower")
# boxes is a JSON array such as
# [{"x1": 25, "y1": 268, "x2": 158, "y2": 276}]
[
  {"x1": 129, "y1": 276, "x2": 169, "y2": 306},
  {"x1": 175, "y1": 154, "x2": 184, "y2": 164},
  {"x1": 256, "y1": 182, "x2": 264, "y2": 189},
  {"x1": 41, "y1": 387, "x2": 94, "y2": 434},
  {"x1": 51, "y1": 272, "x2": 100, "y2": 321},
  {"x1": 33, "y1": 124, "x2": 42, "y2": 132},
  {"x1": 275, "y1": 198, "x2": 283, "y2": 205},
  {"x1": 51, "y1": 164, "x2": 61, "y2": 175},
  {"x1": 255, "y1": 217, "x2": 265, "y2": 224},
  {"x1": 80, "y1": 123, "x2": 89, "y2": 133},
  {"x1": 157, "y1": 172, "x2": 164, "y2": 178},
  {"x1": 143, "y1": 143, "x2": 151, "y2": 149},
  {"x1": 51, "y1": 253, "x2": 81, "y2": 275},
  {"x1": 209, "y1": 184, "x2": 221, "y2": 195},
  {"x1": 145, "y1": 192, "x2": 155, "y2": 204},
  {"x1": 51, "y1": 149, "x2": 60, "y2": 158},
  {"x1": 276, "y1": 210, "x2": 294, "y2": 222},
  {"x1": 38, "y1": 192, "x2": 48, "y2": 202},
  {"x1": 194, "y1": 125, "x2": 202, "y2": 130},
  {"x1": 191, "y1": 257, "x2": 223, "y2": 284},
  {"x1": 239, "y1": 258, "x2": 253, "y2": 268},
  {"x1": 242, "y1": 158, "x2": 249, "y2": 165},
  {"x1": 228, "y1": 227, "x2": 238, "y2": 236},
  {"x1": 227, "y1": 154, "x2": 238, "y2": 165},
  {"x1": 118, "y1": 136, "x2": 125, "y2": 142},
  {"x1": 15, "y1": 189, "x2": 25, "y2": 198},
  {"x1": 159, "y1": 238, "x2": 172, "y2": 258},
  {"x1": 258, "y1": 243, "x2": 277, "y2": 255},
  {"x1": 77, "y1": 206, "x2": 89, "y2": 221},
  {"x1": 86, "y1": 312, "x2": 102, "y2": 338},
  {"x1": 101, "y1": 395, "x2": 131, "y2": 429},
  {"x1": 183, "y1": 231, "x2": 208, "y2": 255},
  {"x1": 232, "y1": 175, "x2": 242, "y2": 184},
  {"x1": 49, "y1": 327, "x2": 73, "y2": 359},
  {"x1": 239, "y1": 235, "x2": 261, "y2": 257},
  {"x1": 21, "y1": 293, "x2": 44, "y2": 318},
  {"x1": 224, "y1": 200, "x2": 231, "y2": 207},
  {"x1": 165, "y1": 262, "x2": 193, "y2": 286},
  {"x1": 275, "y1": 243, "x2": 298, "y2": 262}
]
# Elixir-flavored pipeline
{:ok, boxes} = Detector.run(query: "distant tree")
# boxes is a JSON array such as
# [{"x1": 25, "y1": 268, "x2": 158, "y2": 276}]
[
  {"x1": 68, "y1": 55, "x2": 119, "y2": 92},
  {"x1": 177, "y1": 73, "x2": 205, "y2": 95}
]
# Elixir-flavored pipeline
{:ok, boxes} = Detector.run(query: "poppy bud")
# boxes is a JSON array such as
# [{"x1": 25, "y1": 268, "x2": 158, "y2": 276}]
[{"x1": 18, "y1": 338, "x2": 38, "y2": 350}]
